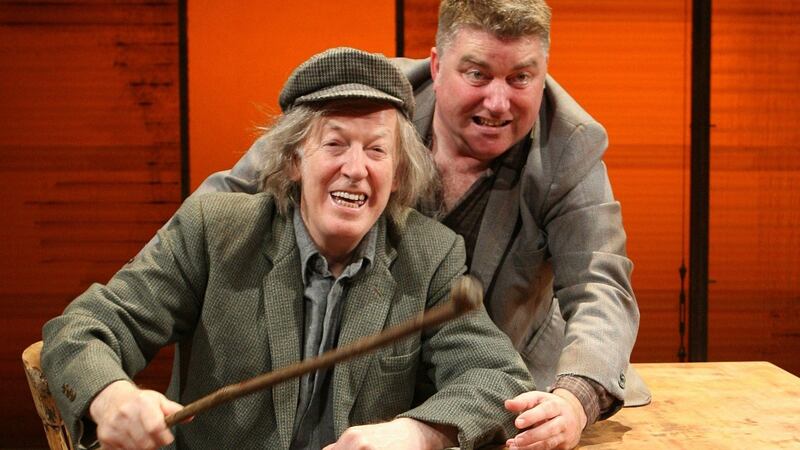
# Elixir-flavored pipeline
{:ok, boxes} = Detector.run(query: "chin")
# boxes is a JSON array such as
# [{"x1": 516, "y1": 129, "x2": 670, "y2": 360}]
[{"x1": 325, "y1": 223, "x2": 368, "y2": 242}]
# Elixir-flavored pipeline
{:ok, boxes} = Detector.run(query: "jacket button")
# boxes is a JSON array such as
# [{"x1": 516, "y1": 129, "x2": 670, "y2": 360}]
[
  {"x1": 61, "y1": 384, "x2": 76, "y2": 402},
  {"x1": 618, "y1": 372, "x2": 626, "y2": 389}
]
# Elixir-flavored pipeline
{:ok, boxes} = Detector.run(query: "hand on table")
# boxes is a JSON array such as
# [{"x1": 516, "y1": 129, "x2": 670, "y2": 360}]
[
  {"x1": 323, "y1": 417, "x2": 457, "y2": 450},
  {"x1": 89, "y1": 380, "x2": 185, "y2": 450},
  {"x1": 504, "y1": 389, "x2": 587, "y2": 450}
]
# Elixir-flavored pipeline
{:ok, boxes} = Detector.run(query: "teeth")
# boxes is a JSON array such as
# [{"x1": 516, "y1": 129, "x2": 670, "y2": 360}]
[
  {"x1": 332, "y1": 191, "x2": 366, "y2": 201},
  {"x1": 475, "y1": 117, "x2": 511, "y2": 127},
  {"x1": 331, "y1": 191, "x2": 367, "y2": 208}
]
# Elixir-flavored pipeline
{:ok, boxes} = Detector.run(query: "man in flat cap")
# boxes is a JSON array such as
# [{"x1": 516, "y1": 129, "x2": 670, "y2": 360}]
[
  {"x1": 174, "y1": 2, "x2": 650, "y2": 450},
  {"x1": 42, "y1": 47, "x2": 533, "y2": 450}
]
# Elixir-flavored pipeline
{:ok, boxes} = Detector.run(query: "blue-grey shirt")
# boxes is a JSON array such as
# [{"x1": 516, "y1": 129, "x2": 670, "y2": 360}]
[{"x1": 289, "y1": 208, "x2": 377, "y2": 449}]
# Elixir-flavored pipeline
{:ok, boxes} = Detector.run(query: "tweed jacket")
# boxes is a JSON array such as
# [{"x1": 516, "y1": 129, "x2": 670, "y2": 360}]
[
  {"x1": 140, "y1": 60, "x2": 650, "y2": 411},
  {"x1": 42, "y1": 193, "x2": 533, "y2": 449}
]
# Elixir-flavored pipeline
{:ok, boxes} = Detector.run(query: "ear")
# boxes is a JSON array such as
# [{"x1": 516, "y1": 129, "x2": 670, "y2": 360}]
[
  {"x1": 289, "y1": 152, "x2": 301, "y2": 182},
  {"x1": 430, "y1": 46, "x2": 440, "y2": 83}
]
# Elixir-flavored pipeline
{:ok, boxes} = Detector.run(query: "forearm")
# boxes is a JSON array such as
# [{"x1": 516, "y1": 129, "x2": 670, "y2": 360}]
[
  {"x1": 330, "y1": 418, "x2": 457, "y2": 450},
  {"x1": 546, "y1": 162, "x2": 639, "y2": 399}
]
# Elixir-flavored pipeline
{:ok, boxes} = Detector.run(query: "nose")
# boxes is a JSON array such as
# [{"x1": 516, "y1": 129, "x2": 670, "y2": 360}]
[
  {"x1": 483, "y1": 80, "x2": 511, "y2": 114},
  {"x1": 340, "y1": 146, "x2": 368, "y2": 181}
]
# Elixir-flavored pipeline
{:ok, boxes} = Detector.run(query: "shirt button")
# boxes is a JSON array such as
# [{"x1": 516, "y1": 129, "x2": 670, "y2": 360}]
[{"x1": 618, "y1": 372, "x2": 626, "y2": 389}]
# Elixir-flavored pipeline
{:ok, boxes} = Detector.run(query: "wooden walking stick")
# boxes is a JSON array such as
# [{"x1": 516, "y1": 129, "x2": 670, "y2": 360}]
[{"x1": 163, "y1": 274, "x2": 483, "y2": 426}]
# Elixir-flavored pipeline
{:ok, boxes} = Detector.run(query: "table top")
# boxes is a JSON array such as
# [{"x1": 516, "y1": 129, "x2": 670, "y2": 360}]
[{"x1": 578, "y1": 361, "x2": 800, "y2": 449}]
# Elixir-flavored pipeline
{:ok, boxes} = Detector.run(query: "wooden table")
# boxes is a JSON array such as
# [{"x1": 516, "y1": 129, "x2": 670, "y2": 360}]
[{"x1": 578, "y1": 362, "x2": 800, "y2": 449}]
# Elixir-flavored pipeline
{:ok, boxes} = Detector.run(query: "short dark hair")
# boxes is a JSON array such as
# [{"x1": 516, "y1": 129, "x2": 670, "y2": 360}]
[{"x1": 436, "y1": 0, "x2": 552, "y2": 55}]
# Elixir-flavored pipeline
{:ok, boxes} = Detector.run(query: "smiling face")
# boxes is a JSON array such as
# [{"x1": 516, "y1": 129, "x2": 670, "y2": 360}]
[
  {"x1": 294, "y1": 103, "x2": 398, "y2": 263},
  {"x1": 430, "y1": 27, "x2": 548, "y2": 162}
]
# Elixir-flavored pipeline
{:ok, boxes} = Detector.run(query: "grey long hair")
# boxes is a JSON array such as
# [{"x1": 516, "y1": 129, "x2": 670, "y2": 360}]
[{"x1": 258, "y1": 100, "x2": 438, "y2": 221}]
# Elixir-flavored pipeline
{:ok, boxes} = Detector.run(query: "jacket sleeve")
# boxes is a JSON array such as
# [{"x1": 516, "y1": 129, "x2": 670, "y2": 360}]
[
  {"x1": 398, "y1": 234, "x2": 535, "y2": 449},
  {"x1": 40, "y1": 195, "x2": 211, "y2": 445},
  {"x1": 534, "y1": 115, "x2": 639, "y2": 413}
]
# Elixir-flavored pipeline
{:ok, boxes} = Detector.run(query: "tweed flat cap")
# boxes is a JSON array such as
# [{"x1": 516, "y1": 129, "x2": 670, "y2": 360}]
[{"x1": 279, "y1": 47, "x2": 415, "y2": 118}]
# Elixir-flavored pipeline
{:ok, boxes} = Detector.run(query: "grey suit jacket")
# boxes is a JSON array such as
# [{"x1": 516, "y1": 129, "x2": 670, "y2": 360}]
[
  {"x1": 399, "y1": 59, "x2": 649, "y2": 411},
  {"x1": 140, "y1": 60, "x2": 650, "y2": 412},
  {"x1": 42, "y1": 193, "x2": 533, "y2": 449}
]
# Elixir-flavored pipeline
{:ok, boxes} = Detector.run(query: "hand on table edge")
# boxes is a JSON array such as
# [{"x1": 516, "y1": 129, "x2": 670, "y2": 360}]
[{"x1": 503, "y1": 389, "x2": 586, "y2": 450}]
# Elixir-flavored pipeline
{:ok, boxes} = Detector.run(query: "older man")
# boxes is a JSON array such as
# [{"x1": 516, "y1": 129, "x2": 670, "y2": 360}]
[
  {"x1": 146, "y1": 1, "x2": 649, "y2": 449},
  {"x1": 42, "y1": 47, "x2": 533, "y2": 450}
]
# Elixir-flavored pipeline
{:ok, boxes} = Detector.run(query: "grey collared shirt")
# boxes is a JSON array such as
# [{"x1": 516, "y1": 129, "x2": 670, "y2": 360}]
[{"x1": 289, "y1": 208, "x2": 377, "y2": 449}]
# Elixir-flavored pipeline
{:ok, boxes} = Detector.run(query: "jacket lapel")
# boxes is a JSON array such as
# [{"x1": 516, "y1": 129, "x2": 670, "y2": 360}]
[
  {"x1": 331, "y1": 221, "x2": 397, "y2": 435},
  {"x1": 261, "y1": 213, "x2": 303, "y2": 449},
  {"x1": 471, "y1": 117, "x2": 541, "y2": 296}
]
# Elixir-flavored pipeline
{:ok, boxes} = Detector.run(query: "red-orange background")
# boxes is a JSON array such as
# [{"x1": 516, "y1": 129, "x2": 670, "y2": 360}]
[
  {"x1": 2, "y1": 1, "x2": 798, "y2": 447},
  {"x1": 188, "y1": 1, "x2": 395, "y2": 189}
]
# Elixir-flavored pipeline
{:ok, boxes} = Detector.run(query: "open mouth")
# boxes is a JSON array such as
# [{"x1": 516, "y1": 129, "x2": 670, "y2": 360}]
[
  {"x1": 330, "y1": 191, "x2": 367, "y2": 209},
  {"x1": 473, "y1": 117, "x2": 512, "y2": 127}
]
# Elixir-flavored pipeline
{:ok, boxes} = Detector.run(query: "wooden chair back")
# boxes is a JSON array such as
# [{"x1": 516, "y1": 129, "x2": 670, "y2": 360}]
[{"x1": 22, "y1": 341, "x2": 74, "y2": 450}]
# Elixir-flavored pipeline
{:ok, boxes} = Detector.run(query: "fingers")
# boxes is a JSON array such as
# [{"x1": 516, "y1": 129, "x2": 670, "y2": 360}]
[
  {"x1": 159, "y1": 396, "x2": 193, "y2": 424},
  {"x1": 140, "y1": 393, "x2": 175, "y2": 446},
  {"x1": 92, "y1": 384, "x2": 176, "y2": 450},
  {"x1": 505, "y1": 390, "x2": 548, "y2": 413},
  {"x1": 507, "y1": 415, "x2": 567, "y2": 450},
  {"x1": 505, "y1": 391, "x2": 583, "y2": 450}
]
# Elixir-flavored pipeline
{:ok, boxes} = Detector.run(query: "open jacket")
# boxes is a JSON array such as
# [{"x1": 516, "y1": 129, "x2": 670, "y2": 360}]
[{"x1": 42, "y1": 193, "x2": 533, "y2": 449}]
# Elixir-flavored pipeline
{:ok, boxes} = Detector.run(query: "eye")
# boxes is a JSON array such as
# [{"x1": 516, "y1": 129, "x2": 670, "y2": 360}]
[
  {"x1": 366, "y1": 146, "x2": 389, "y2": 159},
  {"x1": 509, "y1": 72, "x2": 534, "y2": 87},
  {"x1": 464, "y1": 69, "x2": 488, "y2": 84},
  {"x1": 321, "y1": 140, "x2": 347, "y2": 156}
]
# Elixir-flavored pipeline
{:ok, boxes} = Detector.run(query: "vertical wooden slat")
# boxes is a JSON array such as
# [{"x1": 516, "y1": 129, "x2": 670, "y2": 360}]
[
  {"x1": 689, "y1": 0, "x2": 711, "y2": 362},
  {"x1": 708, "y1": 0, "x2": 800, "y2": 375},
  {"x1": 0, "y1": 1, "x2": 180, "y2": 445},
  {"x1": 401, "y1": 0, "x2": 438, "y2": 58}
]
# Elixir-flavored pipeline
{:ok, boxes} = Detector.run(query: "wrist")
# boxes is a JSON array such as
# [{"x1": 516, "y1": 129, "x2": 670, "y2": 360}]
[
  {"x1": 394, "y1": 417, "x2": 458, "y2": 449},
  {"x1": 553, "y1": 388, "x2": 588, "y2": 430},
  {"x1": 89, "y1": 379, "x2": 136, "y2": 422}
]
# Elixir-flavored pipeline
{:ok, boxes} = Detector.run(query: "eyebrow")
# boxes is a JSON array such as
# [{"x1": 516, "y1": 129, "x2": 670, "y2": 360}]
[
  {"x1": 322, "y1": 120, "x2": 392, "y2": 139},
  {"x1": 460, "y1": 54, "x2": 539, "y2": 71}
]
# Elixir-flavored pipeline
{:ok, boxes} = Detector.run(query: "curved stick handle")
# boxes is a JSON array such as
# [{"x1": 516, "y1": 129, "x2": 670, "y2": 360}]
[{"x1": 164, "y1": 274, "x2": 483, "y2": 427}]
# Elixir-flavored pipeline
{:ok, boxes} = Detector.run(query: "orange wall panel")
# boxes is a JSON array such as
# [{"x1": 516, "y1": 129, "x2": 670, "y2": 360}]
[
  {"x1": 0, "y1": 1, "x2": 181, "y2": 445},
  {"x1": 188, "y1": 1, "x2": 396, "y2": 189},
  {"x1": 708, "y1": 0, "x2": 800, "y2": 374},
  {"x1": 548, "y1": 1, "x2": 692, "y2": 363}
]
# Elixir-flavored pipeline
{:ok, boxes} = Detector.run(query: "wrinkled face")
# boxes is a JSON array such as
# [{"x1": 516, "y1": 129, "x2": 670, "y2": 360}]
[
  {"x1": 431, "y1": 27, "x2": 547, "y2": 162},
  {"x1": 294, "y1": 105, "x2": 398, "y2": 259}
]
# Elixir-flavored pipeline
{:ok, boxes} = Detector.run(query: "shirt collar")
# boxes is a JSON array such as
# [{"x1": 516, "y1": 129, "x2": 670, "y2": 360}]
[{"x1": 292, "y1": 207, "x2": 377, "y2": 284}]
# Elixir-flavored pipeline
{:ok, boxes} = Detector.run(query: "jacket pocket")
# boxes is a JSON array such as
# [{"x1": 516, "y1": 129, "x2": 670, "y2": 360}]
[
  {"x1": 351, "y1": 347, "x2": 421, "y2": 424},
  {"x1": 377, "y1": 346, "x2": 420, "y2": 374}
]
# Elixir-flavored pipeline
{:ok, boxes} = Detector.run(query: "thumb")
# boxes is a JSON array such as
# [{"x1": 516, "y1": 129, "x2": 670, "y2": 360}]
[{"x1": 159, "y1": 397, "x2": 191, "y2": 422}]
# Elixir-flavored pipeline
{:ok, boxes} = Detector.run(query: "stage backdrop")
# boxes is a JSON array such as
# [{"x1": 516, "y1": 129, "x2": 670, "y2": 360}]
[{"x1": 2, "y1": 0, "x2": 797, "y2": 447}]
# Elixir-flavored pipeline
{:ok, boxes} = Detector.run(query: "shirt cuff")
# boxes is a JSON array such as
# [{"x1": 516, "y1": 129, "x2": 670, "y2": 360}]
[{"x1": 549, "y1": 375, "x2": 610, "y2": 427}]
